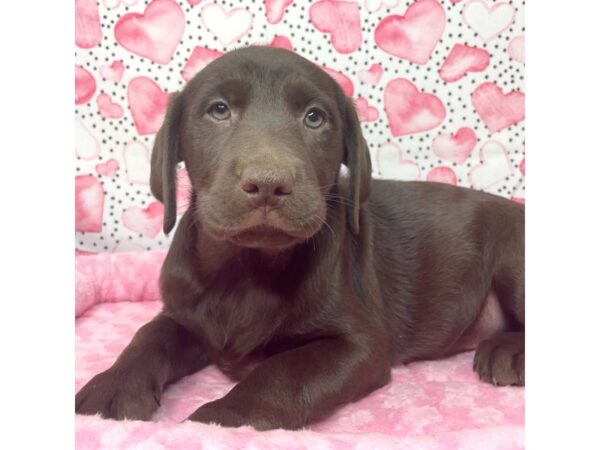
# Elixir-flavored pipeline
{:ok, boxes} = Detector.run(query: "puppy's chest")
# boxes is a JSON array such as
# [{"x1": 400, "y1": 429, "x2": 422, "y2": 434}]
[{"x1": 168, "y1": 282, "x2": 288, "y2": 376}]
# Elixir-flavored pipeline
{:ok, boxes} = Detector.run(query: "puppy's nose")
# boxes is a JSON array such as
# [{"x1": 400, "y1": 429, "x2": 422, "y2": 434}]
[{"x1": 241, "y1": 168, "x2": 293, "y2": 209}]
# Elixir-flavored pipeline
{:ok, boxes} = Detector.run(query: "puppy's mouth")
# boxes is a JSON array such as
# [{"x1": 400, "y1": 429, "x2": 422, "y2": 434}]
[
  {"x1": 228, "y1": 225, "x2": 301, "y2": 250},
  {"x1": 203, "y1": 211, "x2": 322, "y2": 251},
  {"x1": 199, "y1": 194, "x2": 327, "y2": 251}
]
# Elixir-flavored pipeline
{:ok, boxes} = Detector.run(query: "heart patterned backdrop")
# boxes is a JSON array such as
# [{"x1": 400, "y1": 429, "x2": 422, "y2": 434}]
[{"x1": 75, "y1": 0, "x2": 525, "y2": 253}]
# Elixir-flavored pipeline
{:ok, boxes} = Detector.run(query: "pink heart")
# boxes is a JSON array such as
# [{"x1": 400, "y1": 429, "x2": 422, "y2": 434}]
[
  {"x1": 95, "y1": 159, "x2": 120, "y2": 177},
  {"x1": 468, "y1": 140, "x2": 512, "y2": 189},
  {"x1": 432, "y1": 127, "x2": 477, "y2": 164},
  {"x1": 128, "y1": 77, "x2": 171, "y2": 135},
  {"x1": 357, "y1": 63, "x2": 383, "y2": 86},
  {"x1": 472, "y1": 82, "x2": 525, "y2": 133},
  {"x1": 122, "y1": 202, "x2": 164, "y2": 238},
  {"x1": 181, "y1": 47, "x2": 224, "y2": 82},
  {"x1": 265, "y1": 0, "x2": 293, "y2": 24},
  {"x1": 97, "y1": 93, "x2": 124, "y2": 119},
  {"x1": 75, "y1": 175, "x2": 105, "y2": 233},
  {"x1": 176, "y1": 168, "x2": 192, "y2": 214},
  {"x1": 355, "y1": 96, "x2": 379, "y2": 122},
  {"x1": 75, "y1": 249, "x2": 96, "y2": 256},
  {"x1": 374, "y1": 0, "x2": 446, "y2": 65},
  {"x1": 201, "y1": 4, "x2": 254, "y2": 46},
  {"x1": 375, "y1": 143, "x2": 421, "y2": 180},
  {"x1": 519, "y1": 157, "x2": 525, "y2": 176},
  {"x1": 187, "y1": 0, "x2": 202, "y2": 5},
  {"x1": 114, "y1": 0, "x2": 185, "y2": 65},
  {"x1": 439, "y1": 44, "x2": 490, "y2": 83},
  {"x1": 427, "y1": 166, "x2": 457, "y2": 185},
  {"x1": 99, "y1": 60, "x2": 125, "y2": 82},
  {"x1": 75, "y1": 65, "x2": 96, "y2": 105},
  {"x1": 309, "y1": 0, "x2": 362, "y2": 54},
  {"x1": 270, "y1": 35, "x2": 293, "y2": 51},
  {"x1": 384, "y1": 78, "x2": 446, "y2": 137},
  {"x1": 253, "y1": 36, "x2": 294, "y2": 51},
  {"x1": 319, "y1": 65, "x2": 354, "y2": 97},
  {"x1": 508, "y1": 35, "x2": 525, "y2": 63},
  {"x1": 75, "y1": 0, "x2": 102, "y2": 49}
]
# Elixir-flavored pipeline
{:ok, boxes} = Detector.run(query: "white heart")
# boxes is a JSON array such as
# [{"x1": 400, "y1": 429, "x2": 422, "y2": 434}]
[
  {"x1": 200, "y1": 4, "x2": 253, "y2": 46},
  {"x1": 508, "y1": 35, "x2": 525, "y2": 63},
  {"x1": 462, "y1": 0, "x2": 515, "y2": 43},
  {"x1": 121, "y1": 202, "x2": 163, "y2": 238},
  {"x1": 103, "y1": 0, "x2": 119, "y2": 9},
  {"x1": 123, "y1": 141, "x2": 151, "y2": 185},
  {"x1": 103, "y1": 0, "x2": 137, "y2": 9},
  {"x1": 376, "y1": 143, "x2": 421, "y2": 181},
  {"x1": 468, "y1": 141, "x2": 513, "y2": 189},
  {"x1": 364, "y1": 0, "x2": 400, "y2": 13},
  {"x1": 75, "y1": 118, "x2": 100, "y2": 160}
]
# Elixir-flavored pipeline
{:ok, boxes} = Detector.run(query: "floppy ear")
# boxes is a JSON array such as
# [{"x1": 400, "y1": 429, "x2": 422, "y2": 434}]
[
  {"x1": 342, "y1": 97, "x2": 372, "y2": 235},
  {"x1": 150, "y1": 92, "x2": 183, "y2": 235}
]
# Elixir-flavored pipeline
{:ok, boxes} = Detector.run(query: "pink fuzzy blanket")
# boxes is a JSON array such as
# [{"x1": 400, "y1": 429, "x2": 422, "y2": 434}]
[{"x1": 75, "y1": 251, "x2": 524, "y2": 449}]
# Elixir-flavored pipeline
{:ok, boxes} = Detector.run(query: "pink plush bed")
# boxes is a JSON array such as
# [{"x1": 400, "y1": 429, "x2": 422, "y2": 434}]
[{"x1": 75, "y1": 251, "x2": 524, "y2": 449}]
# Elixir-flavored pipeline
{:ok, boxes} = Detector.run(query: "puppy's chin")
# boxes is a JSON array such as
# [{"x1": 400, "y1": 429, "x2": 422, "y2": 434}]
[{"x1": 202, "y1": 212, "x2": 324, "y2": 253}]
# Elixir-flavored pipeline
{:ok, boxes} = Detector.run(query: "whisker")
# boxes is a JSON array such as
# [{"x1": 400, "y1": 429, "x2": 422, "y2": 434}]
[
  {"x1": 308, "y1": 233, "x2": 316, "y2": 252},
  {"x1": 313, "y1": 213, "x2": 335, "y2": 238},
  {"x1": 318, "y1": 183, "x2": 337, "y2": 192},
  {"x1": 323, "y1": 194, "x2": 355, "y2": 208}
]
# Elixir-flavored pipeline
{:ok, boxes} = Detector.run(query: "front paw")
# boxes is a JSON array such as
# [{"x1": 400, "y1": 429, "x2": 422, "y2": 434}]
[
  {"x1": 188, "y1": 398, "x2": 293, "y2": 430},
  {"x1": 188, "y1": 399, "x2": 247, "y2": 428},
  {"x1": 75, "y1": 369, "x2": 161, "y2": 420}
]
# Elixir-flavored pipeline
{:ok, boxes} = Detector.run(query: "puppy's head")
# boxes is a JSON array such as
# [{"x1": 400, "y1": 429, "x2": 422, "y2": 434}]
[{"x1": 151, "y1": 46, "x2": 371, "y2": 252}]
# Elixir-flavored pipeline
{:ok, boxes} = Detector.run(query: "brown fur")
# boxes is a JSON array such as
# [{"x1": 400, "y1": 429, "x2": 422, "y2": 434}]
[{"x1": 76, "y1": 46, "x2": 524, "y2": 430}]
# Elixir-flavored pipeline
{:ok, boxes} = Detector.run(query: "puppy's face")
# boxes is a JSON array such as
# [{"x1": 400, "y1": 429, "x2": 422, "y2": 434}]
[
  {"x1": 151, "y1": 46, "x2": 371, "y2": 252},
  {"x1": 178, "y1": 48, "x2": 347, "y2": 251}
]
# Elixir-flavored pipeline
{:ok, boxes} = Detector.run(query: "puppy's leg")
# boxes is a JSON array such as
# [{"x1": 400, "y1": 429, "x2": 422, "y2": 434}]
[
  {"x1": 474, "y1": 331, "x2": 524, "y2": 386},
  {"x1": 474, "y1": 242, "x2": 525, "y2": 386},
  {"x1": 187, "y1": 335, "x2": 390, "y2": 430},
  {"x1": 76, "y1": 314, "x2": 209, "y2": 420}
]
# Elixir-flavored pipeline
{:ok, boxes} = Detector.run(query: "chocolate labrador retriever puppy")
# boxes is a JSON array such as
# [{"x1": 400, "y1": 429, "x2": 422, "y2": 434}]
[{"x1": 76, "y1": 46, "x2": 524, "y2": 430}]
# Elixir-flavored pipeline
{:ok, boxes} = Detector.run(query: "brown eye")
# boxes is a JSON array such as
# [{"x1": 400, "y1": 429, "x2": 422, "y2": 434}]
[
  {"x1": 209, "y1": 102, "x2": 231, "y2": 120},
  {"x1": 304, "y1": 109, "x2": 325, "y2": 129}
]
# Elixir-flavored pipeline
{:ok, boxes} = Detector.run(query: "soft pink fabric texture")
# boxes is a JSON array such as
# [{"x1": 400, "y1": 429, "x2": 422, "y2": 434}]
[
  {"x1": 75, "y1": 252, "x2": 524, "y2": 449},
  {"x1": 75, "y1": 249, "x2": 165, "y2": 318}
]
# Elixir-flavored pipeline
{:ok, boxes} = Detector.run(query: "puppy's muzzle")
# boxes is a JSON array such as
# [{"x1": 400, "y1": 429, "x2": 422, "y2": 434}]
[{"x1": 241, "y1": 167, "x2": 294, "y2": 211}]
